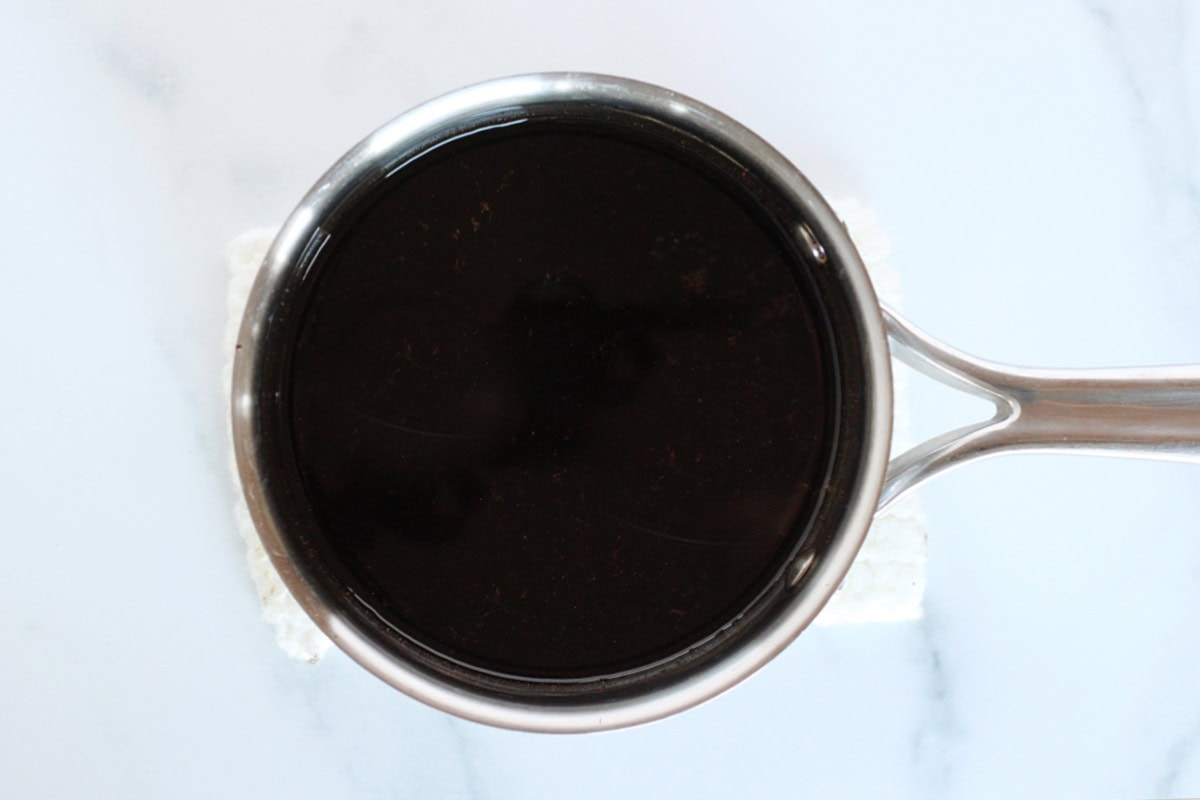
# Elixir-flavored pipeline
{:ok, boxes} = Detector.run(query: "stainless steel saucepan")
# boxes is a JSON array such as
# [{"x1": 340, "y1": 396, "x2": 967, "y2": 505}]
[{"x1": 232, "y1": 73, "x2": 1200, "y2": 732}]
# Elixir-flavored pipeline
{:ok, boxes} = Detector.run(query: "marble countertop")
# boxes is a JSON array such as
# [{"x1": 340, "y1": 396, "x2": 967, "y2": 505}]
[{"x1": 3, "y1": 1, "x2": 1199, "y2": 797}]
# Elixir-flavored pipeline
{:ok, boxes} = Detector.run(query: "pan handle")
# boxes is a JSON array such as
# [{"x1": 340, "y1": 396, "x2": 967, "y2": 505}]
[{"x1": 878, "y1": 305, "x2": 1200, "y2": 511}]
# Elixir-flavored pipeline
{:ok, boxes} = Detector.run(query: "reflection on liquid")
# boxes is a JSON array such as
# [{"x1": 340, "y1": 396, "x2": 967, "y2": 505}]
[{"x1": 342, "y1": 276, "x2": 754, "y2": 542}]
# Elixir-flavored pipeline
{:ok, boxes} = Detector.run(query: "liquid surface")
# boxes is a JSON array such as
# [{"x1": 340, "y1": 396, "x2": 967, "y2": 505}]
[{"x1": 287, "y1": 122, "x2": 834, "y2": 678}]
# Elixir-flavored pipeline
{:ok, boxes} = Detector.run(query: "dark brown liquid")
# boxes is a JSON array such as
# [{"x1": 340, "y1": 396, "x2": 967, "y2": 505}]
[{"x1": 285, "y1": 121, "x2": 836, "y2": 679}]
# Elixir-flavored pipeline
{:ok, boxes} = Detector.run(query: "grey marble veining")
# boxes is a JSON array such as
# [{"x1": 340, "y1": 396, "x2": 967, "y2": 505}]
[
  {"x1": 1086, "y1": 0, "x2": 1200, "y2": 304},
  {"x1": 911, "y1": 614, "x2": 958, "y2": 800}
]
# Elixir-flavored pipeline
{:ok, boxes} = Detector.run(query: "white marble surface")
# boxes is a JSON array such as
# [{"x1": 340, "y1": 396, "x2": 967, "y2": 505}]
[{"x1": 2, "y1": 1, "x2": 1199, "y2": 797}]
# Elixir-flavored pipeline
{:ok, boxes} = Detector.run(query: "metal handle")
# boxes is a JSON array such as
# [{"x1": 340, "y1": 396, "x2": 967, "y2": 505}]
[{"x1": 879, "y1": 305, "x2": 1200, "y2": 511}]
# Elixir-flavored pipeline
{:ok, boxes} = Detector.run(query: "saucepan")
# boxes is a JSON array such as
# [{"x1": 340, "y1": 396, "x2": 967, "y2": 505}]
[{"x1": 231, "y1": 73, "x2": 1200, "y2": 732}]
